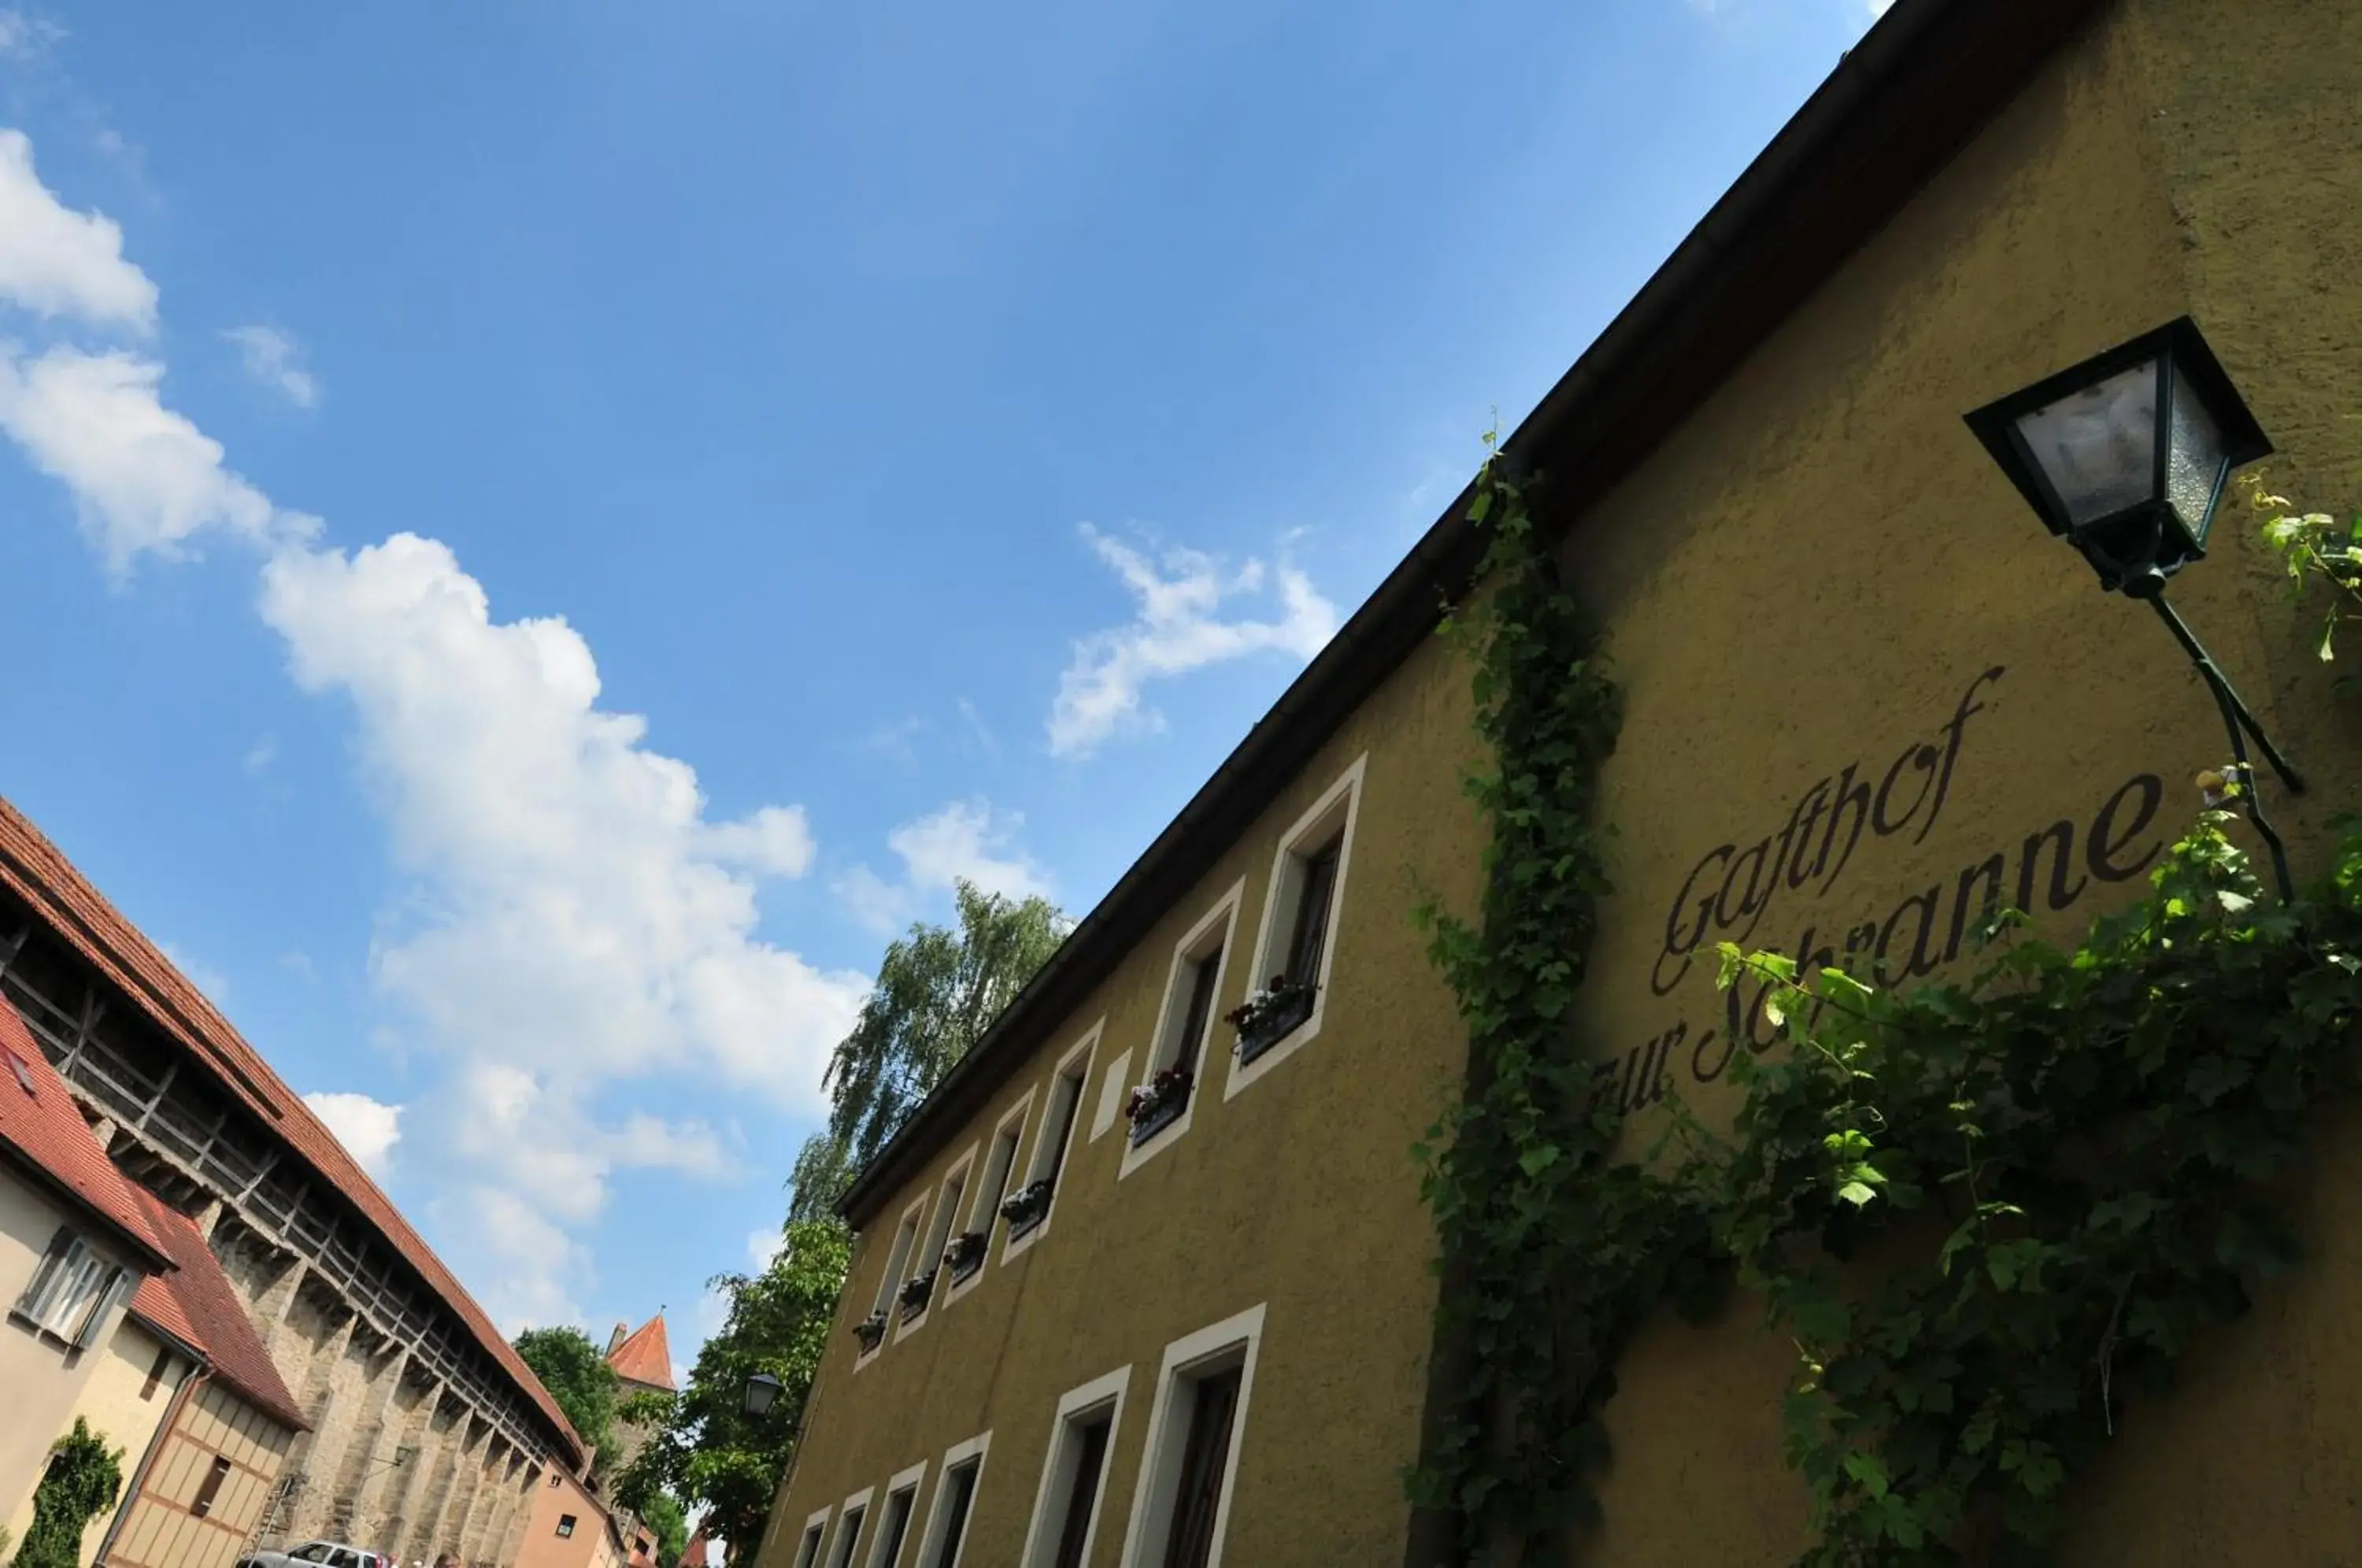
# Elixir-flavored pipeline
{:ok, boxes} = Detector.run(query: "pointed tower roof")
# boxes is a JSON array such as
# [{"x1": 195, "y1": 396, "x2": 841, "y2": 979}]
[{"x1": 606, "y1": 1311, "x2": 676, "y2": 1392}]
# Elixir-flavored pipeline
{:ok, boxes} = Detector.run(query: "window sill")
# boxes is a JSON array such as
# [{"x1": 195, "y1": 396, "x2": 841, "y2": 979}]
[{"x1": 1125, "y1": 1088, "x2": 1190, "y2": 1148}]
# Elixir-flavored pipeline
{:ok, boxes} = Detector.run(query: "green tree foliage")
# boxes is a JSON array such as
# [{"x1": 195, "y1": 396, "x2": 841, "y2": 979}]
[
  {"x1": 787, "y1": 880, "x2": 1066, "y2": 1217},
  {"x1": 10, "y1": 1418, "x2": 123, "y2": 1568},
  {"x1": 615, "y1": 1220, "x2": 852, "y2": 1557},
  {"x1": 633, "y1": 1491, "x2": 688, "y2": 1568},
  {"x1": 513, "y1": 1326, "x2": 622, "y2": 1469}
]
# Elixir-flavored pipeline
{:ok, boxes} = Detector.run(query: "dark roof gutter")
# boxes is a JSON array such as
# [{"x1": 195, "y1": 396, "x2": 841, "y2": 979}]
[{"x1": 839, "y1": 0, "x2": 2105, "y2": 1226}]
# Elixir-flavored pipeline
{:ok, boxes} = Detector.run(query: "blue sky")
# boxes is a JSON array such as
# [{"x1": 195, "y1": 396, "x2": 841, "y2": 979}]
[{"x1": 0, "y1": 0, "x2": 1879, "y2": 1363}]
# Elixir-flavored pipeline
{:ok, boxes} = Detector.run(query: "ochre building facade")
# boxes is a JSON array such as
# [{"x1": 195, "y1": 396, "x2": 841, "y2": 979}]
[{"x1": 764, "y1": 0, "x2": 2362, "y2": 1563}]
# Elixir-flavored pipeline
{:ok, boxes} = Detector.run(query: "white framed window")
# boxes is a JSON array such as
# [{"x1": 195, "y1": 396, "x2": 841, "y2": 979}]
[
  {"x1": 947, "y1": 1092, "x2": 1031, "y2": 1306},
  {"x1": 12, "y1": 1226, "x2": 131, "y2": 1348},
  {"x1": 1226, "y1": 754, "x2": 1366, "y2": 1100},
  {"x1": 1120, "y1": 882, "x2": 1244, "y2": 1177},
  {"x1": 1116, "y1": 1304, "x2": 1266, "y2": 1568},
  {"x1": 859, "y1": 1195, "x2": 928, "y2": 1368},
  {"x1": 791, "y1": 1505, "x2": 833, "y2": 1568},
  {"x1": 914, "y1": 1431, "x2": 990, "y2": 1568},
  {"x1": 1018, "y1": 1366, "x2": 1130, "y2": 1568},
  {"x1": 865, "y1": 1461, "x2": 927, "y2": 1568},
  {"x1": 824, "y1": 1487, "x2": 874, "y2": 1568},
  {"x1": 898, "y1": 1146, "x2": 976, "y2": 1341},
  {"x1": 1002, "y1": 1022, "x2": 1101, "y2": 1263}
]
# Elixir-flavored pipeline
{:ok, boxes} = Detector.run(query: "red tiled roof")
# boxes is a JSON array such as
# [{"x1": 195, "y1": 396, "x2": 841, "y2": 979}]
[
  {"x1": 126, "y1": 1185, "x2": 309, "y2": 1430},
  {"x1": 0, "y1": 795, "x2": 581, "y2": 1462},
  {"x1": 606, "y1": 1313, "x2": 675, "y2": 1392},
  {"x1": 679, "y1": 1532, "x2": 708, "y2": 1568},
  {"x1": 0, "y1": 1003, "x2": 173, "y2": 1270}
]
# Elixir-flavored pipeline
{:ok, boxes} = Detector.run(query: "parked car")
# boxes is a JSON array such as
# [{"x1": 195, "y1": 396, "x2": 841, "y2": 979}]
[{"x1": 238, "y1": 1542, "x2": 389, "y2": 1568}]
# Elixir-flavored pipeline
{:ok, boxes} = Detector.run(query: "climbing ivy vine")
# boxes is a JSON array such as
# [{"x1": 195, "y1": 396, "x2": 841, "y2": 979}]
[
  {"x1": 11, "y1": 1418, "x2": 123, "y2": 1568},
  {"x1": 1406, "y1": 448, "x2": 1719, "y2": 1559},
  {"x1": 1413, "y1": 455, "x2": 2362, "y2": 1566}
]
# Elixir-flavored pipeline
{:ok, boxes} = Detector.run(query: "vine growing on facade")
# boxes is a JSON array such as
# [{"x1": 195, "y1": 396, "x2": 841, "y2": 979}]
[
  {"x1": 11, "y1": 1418, "x2": 122, "y2": 1568},
  {"x1": 1407, "y1": 448, "x2": 1719, "y2": 1560},
  {"x1": 1416, "y1": 454, "x2": 2362, "y2": 1566}
]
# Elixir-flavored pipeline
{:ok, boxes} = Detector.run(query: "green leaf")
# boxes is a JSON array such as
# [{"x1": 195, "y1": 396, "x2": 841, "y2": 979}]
[{"x1": 1517, "y1": 1144, "x2": 1563, "y2": 1178}]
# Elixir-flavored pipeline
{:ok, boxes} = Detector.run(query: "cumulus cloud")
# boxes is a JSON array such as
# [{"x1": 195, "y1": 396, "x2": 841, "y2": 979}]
[
  {"x1": 222, "y1": 324, "x2": 319, "y2": 408},
  {"x1": 0, "y1": 129, "x2": 868, "y2": 1325},
  {"x1": 0, "y1": 129, "x2": 153, "y2": 328},
  {"x1": 302, "y1": 1090, "x2": 403, "y2": 1182},
  {"x1": 0, "y1": 346, "x2": 287, "y2": 570},
  {"x1": 836, "y1": 798, "x2": 1050, "y2": 935},
  {"x1": 1049, "y1": 525, "x2": 1337, "y2": 758}
]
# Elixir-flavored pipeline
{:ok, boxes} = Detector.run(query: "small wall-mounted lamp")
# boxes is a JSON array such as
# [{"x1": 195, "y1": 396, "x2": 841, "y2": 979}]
[
  {"x1": 742, "y1": 1370, "x2": 784, "y2": 1419},
  {"x1": 1965, "y1": 316, "x2": 2305, "y2": 898}
]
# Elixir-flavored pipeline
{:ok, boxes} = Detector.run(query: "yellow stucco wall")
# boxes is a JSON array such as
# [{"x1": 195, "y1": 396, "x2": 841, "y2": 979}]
[
  {"x1": 14, "y1": 1316, "x2": 191, "y2": 1568},
  {"x1": 765, "y1": 0, "x2": 2362, "y2": 1563},
  {"x1": 766, "y1": 619, "x2": 1484, "y2": 1568},
  {"x1": 0, "y1": 1172, "x2": 146, "y2": 1540},
  {"x1": 1557, "y1": 0, "x2": 2362, "y2": 1563}
]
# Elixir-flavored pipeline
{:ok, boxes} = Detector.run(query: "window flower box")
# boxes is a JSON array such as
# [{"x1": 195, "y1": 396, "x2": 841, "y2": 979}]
[
  {"x1": 945, "y1": 1230, "x2": 988, "y2": 1283},
  {"x1": 852, "y1": 1310, "x2": 888, "y2": 1352},
  {"x1": 1001, "y1": 1178, "x2": 1054, "y2": 1238},
  {"x1": 1124, "y1": 1065, "x2": 1194, "y2": 1147},
  {"x1": 1227, "y1": 977, "x2": 1318, "y2": 1065},
  {"x1": 898, "y1": 1269, "x2": 938, "y2": 1322}
]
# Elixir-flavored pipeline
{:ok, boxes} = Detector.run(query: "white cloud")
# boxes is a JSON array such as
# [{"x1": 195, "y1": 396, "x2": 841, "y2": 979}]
[
  {"x1": 0, "y1": 131, "x2": 869, "y2": 1326},
  {"x1": 302, "y1": 1090, "x2": 403, "y2": 1182},
  {"x1": 1049, "y1": 525, "x2": 1337, "y2": 758},
  {"x1": 0, "y1": 11, "x2": 60, "y2": 59},
  {"x1": 746, "y1": 1224, "x2": 787, "y2": 1272},
  {"x1": 222, "y1": 324, "x2": 319, "y2": 409},
  {"x1": 835, "y1": 798, "x2": 1050, "y2": 935},
  {"x1": 0, "y1": 346, "x2": 288, "y2": 571},
  {"x1": 0, "y1": 129, "x2": 151, "y2": 330}
]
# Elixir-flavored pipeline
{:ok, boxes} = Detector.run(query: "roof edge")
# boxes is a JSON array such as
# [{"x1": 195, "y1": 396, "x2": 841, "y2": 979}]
[{"x1": 839, "y1": 0, "x2": 2106, "y2": 1226}]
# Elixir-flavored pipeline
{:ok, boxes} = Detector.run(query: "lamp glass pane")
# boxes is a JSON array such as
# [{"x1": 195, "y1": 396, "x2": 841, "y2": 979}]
[
  {"x1": 2164, "y1": 373, "x2": 2229, "y2": 544},
  {"x1": 2012, "y1": 359, "x2": 2160, "y2": 525}
]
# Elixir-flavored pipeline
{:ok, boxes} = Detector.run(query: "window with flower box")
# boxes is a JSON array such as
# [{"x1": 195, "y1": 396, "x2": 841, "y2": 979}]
[
  {"x1": 1005, "y1": 1025, "x2": 1098, "y2": 1257},
  {"x1": 950, "y1": 1096, "x2": 1029, "y2": 1297},
  {"x1": 899, "y1": 1150, "x2": 974, "y2": 1335},
  {"x1": 857, "y1": 1198, "x2": 926, "y2": 1361},
  {"x1": 1227, "y1": 756, "x2": 1364, "y2": 1100},
  {"x1": 1120, "y1": 885, "x2": 1242, "y2": 1175}
]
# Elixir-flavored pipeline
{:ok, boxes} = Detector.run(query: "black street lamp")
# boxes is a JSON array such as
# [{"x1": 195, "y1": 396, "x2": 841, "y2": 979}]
[
  {"x1": 1965, "y1": 316, "x2": 2305, "y2": 898},
  {"x1": 742, "y1": 1371, "x2": 784, "y2": 1419}
]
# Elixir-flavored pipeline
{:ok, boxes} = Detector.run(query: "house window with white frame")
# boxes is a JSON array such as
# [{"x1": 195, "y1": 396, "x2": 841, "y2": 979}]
[
  {"x1": 902, "y1": 1154, "x2": 972, "y2": 1330},
  {"x1": 957, "y1": 1101, "x2": 1027, "y2": 1287},
  {"x1": 1120, "y1": 886, "x2": 1242, "y2": 1170},
  {"x1": 824, "y1": 1491, "x2": 872, "y2": 1568},
  {"x1": 866, "y1": 1463, "x2": 926, "y2": 1568},
  {"x1": 790, "y1": 1507, "x2": 831, "y2": 1568},
  {"x1": 858, "y1": 1201, "x2": 925, "y2": 1358},
  {"x1": 1021, "y1": 1369, "x2": 1127, "y2": 1568},
  {"x1": 1005, "y1": 1030, "x2": 1095, "y2": 1247},
  {"x1": 1118, "y1": 1304, "x2": 1265, "y2": 1568},
  {"x1": 12, "y1": 1226, "x2": 131, "y2": 1347},
  {"x1": 916, "y1": 1432, "x2": 988, "y2": 1568},
  {"x1": 1227, "y1": 756, "x2": 1364, "y2": 1090}
]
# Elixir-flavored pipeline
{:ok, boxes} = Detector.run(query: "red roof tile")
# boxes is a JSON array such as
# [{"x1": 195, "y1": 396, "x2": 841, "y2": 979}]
[
  {"x1": 0, "y1": 795, "x2": 579, "y2": 1462},
  {"x1": 0, "y1": 1003, "x2": 172, "y2": 1270},
  {"x1": 606, "y1": 1313, "x2": 674, "y2": 1392},
  {"x1": 125, "y1": 1185, "x2": 309, "y2": 1430},
  {"x1": 679, "y1": 1531, "x2": 708, "y2": 1568}
]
